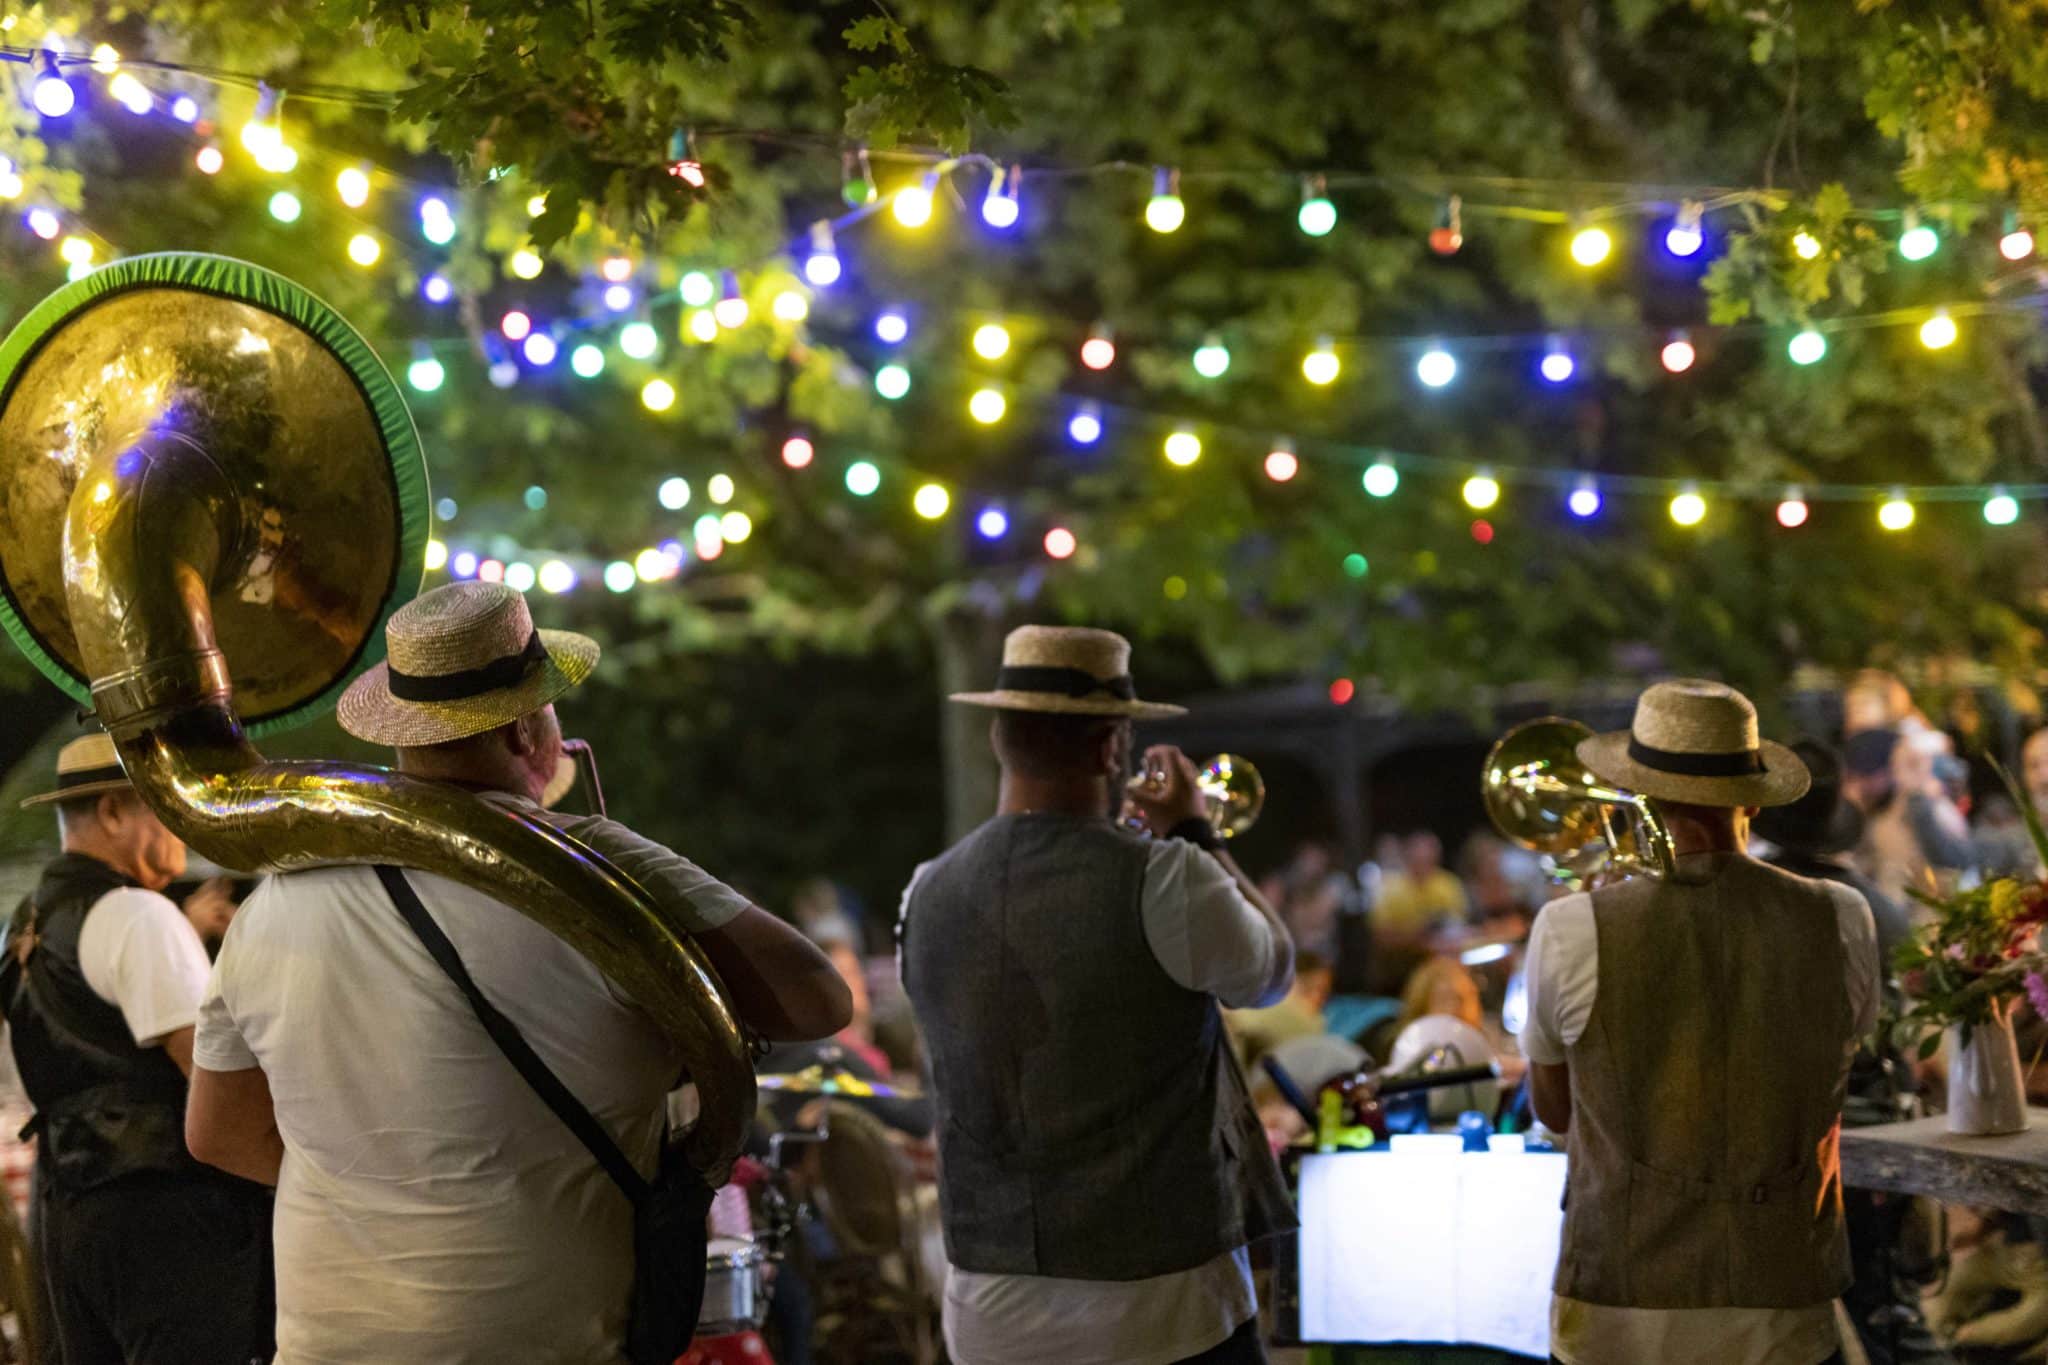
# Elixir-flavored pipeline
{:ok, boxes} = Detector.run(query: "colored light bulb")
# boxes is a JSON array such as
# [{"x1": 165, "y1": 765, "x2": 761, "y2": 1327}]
[
  {"x1": 1787, "y1": 329, "x2": 1826, "y2": 365},
  {"x1": 893, "y1": 175, "x2": 936, "y2": 228},
  {"x1": 1878, "y1": 496, "x2": 1915, "y2": 531},
  {"x1": 619, "y1": 321, "x2": 658, "y2": 359},
  {"x1": 913, "y1": 484, "x2": 951, "y2": 519},
  {"x1": 875, "y1": 311, "x2": 909, "y2": 344},
  {"x1": 1462, "y1": 474, "x2": 1500, "y2": 510},
  {"x1": 1570, "y1": 225, "x2": 1612, "y2": 266},
  {"x1": 1044, "y1": 527, "x2": 1078, "y2": 559},
  {"x1": 1068, "y1": 408, "x2": 1103, "y2": 445},
  {"x1": 1302, "y1": 343, "x2": 1340, "y2": 386},
  {"x1": 1920, "y1": 311, "x2": 1958, "y2": 350},
  {"x1": 407, "y1": 357, "x2": 445, "y2": 392},
  {"x1": 1661, "y1": 336, "x2": 1696, "y2": 373},
  {"x1": 977, "y1": 508, "x2": 1009, "y2": 540},
  {"x1": 1298, "y1": 195, "x2": 1337, "y2": 237},
  {"x1": 972, "y1": 323, "x2": 1011, "y2": 360},
  {"x1": 846, "y1": 461, "x2": 881, "y2": 496},
  {"x1": 782, "y1": 437, "x2": 815, "y2": 469},
  {"x1": 336, "y1": 166, "x2": 371, "y2": 207},
  {"x1": 1163, "y1": 431, "x2": 1202, "y2": 467},
  {"x1": 1416, "y1": 347, "x2": 1456, "y2": 388},
  {"x1": 266, "y1": 191, "x2": 300, "y2": 224},
  {"x1": 347, "y1": 233, "x2": 381, "y2": 266},
  {"x1": 679, "y1": 271, "x2": 716, "y2": 306},
  {"x1": 570, "y1": 344, "x2": 605, "y2": 378},
  {"x1": 1362, "y1": 462, "x2": 1399, "y2": 498},
  {"x1": 1986, "y1": 492, "x2": 2020, "y2": 526},
  {"x1": 1193, "y1": 337, "x2": 1230, "y2": 378},
  {"x1": 1669, "y1": 491, "x2": 1707, "y2": 526},
  {"x1": 969, "y1": 388, "x2": 1007, "y2": 424},
  {"x1": 874, "y1": 364, "x2": 911, "y2": 400},
  {"x1": 1080, "y1": 334, "x2": 1116, "y2": 370},
  {"x1": 640, "y1": 378, "x2": 675, "y2": 412}
]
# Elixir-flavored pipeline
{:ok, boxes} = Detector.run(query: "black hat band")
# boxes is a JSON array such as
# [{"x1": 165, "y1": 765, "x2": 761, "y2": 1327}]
[
  {"x1": 1627, "y1": 737, "x2": 1766, "y2": 778},
  {"x1": 388, "y1": 631, "x2": 552, "y2": 704},
  {"x1": 996, "y1": 665, "x2": 1138, "y2": 702}
]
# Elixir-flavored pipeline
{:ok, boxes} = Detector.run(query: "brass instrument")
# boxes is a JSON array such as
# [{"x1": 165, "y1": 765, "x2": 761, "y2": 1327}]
[
  {"x1": 0, "y1": 255, "x2": 752, "y2": 1181},
  {"x1": 1482, "y1": 718, "x2": 1674, "y2": 883},
  {"x1": 1129, "y1": 753, "x2": 1266, "y2": 838}
]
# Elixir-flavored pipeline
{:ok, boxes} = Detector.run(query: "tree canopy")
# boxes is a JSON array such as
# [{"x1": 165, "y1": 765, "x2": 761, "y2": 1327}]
[{"x1": 2, "y1": 1, "x2": 2048, "y2": 890}]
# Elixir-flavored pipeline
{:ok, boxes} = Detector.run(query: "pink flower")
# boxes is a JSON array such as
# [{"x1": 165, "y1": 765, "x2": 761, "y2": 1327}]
[{"x1": 2028, "y1": 972, "x2": 2048, "y2": 1021}]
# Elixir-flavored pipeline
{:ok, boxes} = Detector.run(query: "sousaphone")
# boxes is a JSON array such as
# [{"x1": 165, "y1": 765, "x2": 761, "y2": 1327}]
[{"x1": 0, "y1": 254, "x2": 753, "y2": 1180}]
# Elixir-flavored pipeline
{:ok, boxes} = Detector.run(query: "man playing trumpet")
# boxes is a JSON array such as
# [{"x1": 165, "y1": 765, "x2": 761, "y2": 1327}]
[
  {"x1": 899, "y1": 625, "x2": 1296, "y2": 1364},
  {"x1": 1522, "y1": 680, "x2": 1879, "y2": 1365}
]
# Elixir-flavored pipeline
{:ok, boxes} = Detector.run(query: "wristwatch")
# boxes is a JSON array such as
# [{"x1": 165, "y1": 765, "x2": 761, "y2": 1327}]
[{"x1": 1166, "y1": 817, "x2": 1224, "y2": 852}]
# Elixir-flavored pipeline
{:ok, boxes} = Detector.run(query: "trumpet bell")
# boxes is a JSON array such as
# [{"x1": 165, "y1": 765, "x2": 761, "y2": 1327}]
[{"x1": 1198, "y1": 753, "x2": 1265, "y2": 839}]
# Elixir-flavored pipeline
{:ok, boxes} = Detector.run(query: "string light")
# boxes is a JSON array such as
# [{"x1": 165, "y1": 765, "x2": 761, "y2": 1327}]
[
  {"x1": 913, "y1": 484, "x2": 951, "y2": 519},
  {"x1": 420, "y1": 199, "x2": 455, "y2": 245},
  {"x1": 1660, "y1": 332, "x2": 1696, "y2": 373},
  {"x1": 1428, "y1": 195, "x2": 1463, "y2": 255},
  {"x1": 982, "y1": 165, "x2": 1019, "y2": 229},
  {"x1": 846, "y1": 461, "x2": 881, "y2": 496},
  {"x1": 1080, "y1": 328, "x2": 1116, "y2": 370},
  {"x1": 1878, "y1": 493, "x2": 1915, "y2": 531},
  {"x1": 1792, "y1": 229, "x2": 1822, "y2": 260},
  {"x1": 522, "y1": 333, "x2": 557, "y2": 366},
  {"x1": 605, "y1": 561, "x2": 636, "y2": 593},
  {"x1": 600, "y1": 255, "x2": 634, "y2": 283},
  {"x1": 1898, "y1": 212, "x2": 1938, "y2": 261},
  {"x1": 633, "y1": 547, "x2": 670, "y2": 582},
  {"x1": 686, "y1": 310, "x2": 719, "y2": 342},
  {"x1": 1776, "y1": 491, "x2": 1810, "y2": 528},
  {"x1": 640, "y1": 378, "x2": 675, "y2": 412},
  {"x1": 842, "y1": 149, "x2": 878, "y2": 206},
  {"x1": 570, "y1": 343, "x2": 605, "y2": 378},
  {"x1": 1416, "y1": 346, "x2": 1457, "y2": 388},
  {"x1": 510, "y1": 248, "x2": 544, "y2": 279},
  {"x1": 58, "y1": 236, "x2": 92, "y2": 266},
  {"x1": 504, "y1": 562, "x2": 537, "y2": 593},
  {"x1": 477, "y1": 559, "x2": 505, "y2": 584},
  {"x1": 422, "y1": 274, "x2": 453, "y2": 304},
  {"x1": 666, "y1": 128, "x2": 706, "y2": 187},
  {"x1": 424, "y1": 540, "x2": 448, "y2": 572},
  {"x1": 1193, "y1": 336, "x2": 1230, "y2": 378},
  {"x1": 500, "y1": 311, "x2": 532, "y2": 342},
  {"x1": 451, "y1": 551, "x2": 479, "y2": 580},
  {"x1": 874, "y1": 364, "x2": 911, "y2": 400},
  {"x1": 1568, "y1": 479, "x2": 1602, "y2": 519},
  {"x1": 875, "y1": 311, "x2": 909, "y2": 345},
  {"x1": 33, "y1": 55, "x2": 76, "y2": 118},
  {"x1": 406, "y1": 356, "x2": 445, "y2": 392},
  {"x1": 1145, "y1": 167, "x2": 1185, "y2": 234},
  {"x1": 1462, "y1": 473, "x2": 1500, "y2": 510},
  {"x1": 265, "y1": 191, "x2": 300, "y2": 224},
  {"x1": 1297, "y1": 177, "x2": 1336, "y2": 237},
  {"x1": 1362, "y1": 461, "x2": 1399, "y2": 498},
  {"x1": 619, "y1": 321, "x2": 658, "y2": 359},
  {"x1": 781, "y1": 437, "x2": 814, "y2": 469},
  {"x1": 708, "y1": 474, "x2": 735, "y2": 505},
  {"x1": 1329, "y1": 678, "x2": 1356, "y2": 705},
  {"x1": 487, "y1": 360, "x2": 518, "y2": 389},
  {"x1": 1919, "y1": 309, "x2": 1958, "y2": 349},
  {"x1": 968, "y1": 388, "x2": 1007, "y2": 424},
  {"x1": 972, "y1": 323, "x2": 1011, "y2": 360},
  {"x1": 1302, "y1": 339, "x2": 1340, "y2": 386},
  {"x1": 772, "y1": 289, "x2": 808, "y2": 322},
  {"x1": 892, "y1": 172, "x2": 938, "y2": 229},
  {"x1": 976, "y1": 507, "x2": 1009, "y2": 540},
  {"x1": 1068, "y1": 406, "x2": 1104, "y2": 445},
  {"x1": 1669, "y1": 489, "x2": 1707, "y2": 526},
  {"x1": 713, "y1": 271, "x2": 749, "y2": 328},
  {"x1": 1569, "y1": 223, "x2": 1612, "y2": 267},
  {"x1": 239, "y1": 88, "x2": 281, "y2": 155},
  {"x1": 109, "y1": 72, "x2": 152, "y2": 115},
  {"x1": 170, "y1": 95, "x2": 199, "y2": 123},
  {"x1": 596, "y1": 283, "x2": 634, "y2": 315},
  {"x1": 658, "y1": 477, "x2": 692, "y2": 510},
  {"x1": 347, "y1": 233, "x2": 381, "y2": 266},
  {"x1": 24, "y1": 208, "x2": 58, "y2": 241},
  {"x1": 1343, "y1": 553, "x2": 1369, "y2": 578},
  {"x1": 2000, "y1": 213, "x2": 2035, "y2": 262},
  {"x1": 1044, "y1": 527, "x2": 1079, "y2": 559},
  {"x1": 803, "y1": 223, "x2": 841, "y2": 286},
  {"x1": 1539, "y1": 344, "x2": 1575, "y2": 384},
  {"x1": 336, "y1": 166, "x2": 371, "y2": 208},
  {"x1": 1986, "y1": 490, "x2": 2020, "y2": 526},
  {"x1": 1264, "y1": 443, "x2": 1299, "y2": 482},
  {"x1": 524, "y1": 484, "x2": 549, "y2": 512},
  {"x1": 0, "y1": 160, "x2": 24, "y2": 197},
  {"x1": 1787, "y1": 328, "x2": 1826, "y2": 365},
  {"x1": 436, "y1": 498, "x2": 458, "y2": 522},
  {"x1": 89, "y1": 44, "x2": 121, "y2": 73},
  {"x1": 679, "y1": 270, "x2": 716, "y2": 307},
  {"x1": 720, "y1": 512, "x2": 754, "y2": 543},
  {"x1": 1470, "y1": 520, "x2": 1495, "y2": 545},
  {"x1": 538, "y1": 560, "x2": 576, "y2": 594},
  {"x1": 525, "y1": 194, "x2": 547, "y2": 218},
  {"x1": 1664, "y1": 201, "x2": 1704, "y2": 258},
  {"x1": 1163, "y1": 431, "x2": 1202, "y2": 467}
]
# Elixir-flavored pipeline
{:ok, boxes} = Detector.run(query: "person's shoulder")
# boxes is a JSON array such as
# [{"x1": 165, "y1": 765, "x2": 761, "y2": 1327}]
[
  {"x1": 86, "y1": 884, "x2": 183, "y2": 928},
  {"x1": 1529, "y1": 891, "x2": 1594, "y2": 948}
]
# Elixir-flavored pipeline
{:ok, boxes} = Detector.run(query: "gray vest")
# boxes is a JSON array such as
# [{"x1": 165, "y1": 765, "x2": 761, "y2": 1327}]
[
  {"x1": 1556, "y1": 853, "x2": 1855, "y2": 1309},
  {"x1": 902, "y1": 814, "x2": 1294, "y2": 1281}
]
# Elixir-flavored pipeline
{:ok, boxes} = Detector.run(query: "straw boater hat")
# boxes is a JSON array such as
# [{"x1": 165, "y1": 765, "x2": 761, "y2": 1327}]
[
  {"x1": 948, "y1": 626, "x2": 1185, "y2": 719},
  {"x1": 337, "y1": 581, "x2": 599, "y2": 747},
  {"x1": 19, "y1": 733, "x2": 133, "y2": 809},
  {"x1": 1577, "y1": 678, "x2": 1810, "y2": 808}
]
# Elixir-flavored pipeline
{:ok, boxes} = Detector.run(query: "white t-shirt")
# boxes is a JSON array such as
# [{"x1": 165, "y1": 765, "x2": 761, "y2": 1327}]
[
  {"x1": 78, "y1": 886, "x2": 212, "y2": 1045},
  {"x1": 1522, "y1": 876, "x2": 1879, "y2": 1365},
  {"x1": 898, "y1": 833, "x2": 1283, "y2": 1365},
  {"x1": 195, "y1": 834, "x2": 742, "y2": 1365}
]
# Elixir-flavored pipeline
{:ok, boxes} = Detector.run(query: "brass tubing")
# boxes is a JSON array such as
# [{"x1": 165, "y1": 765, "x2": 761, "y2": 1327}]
[{"x1": 63, "y1": 425, "x2": 752, "y2": 1182}]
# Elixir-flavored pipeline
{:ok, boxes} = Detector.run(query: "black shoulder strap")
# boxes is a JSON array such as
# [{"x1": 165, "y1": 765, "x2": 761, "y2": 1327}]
[{"x1": 372, "y1": 865, "x2": 649, "y2": 1205}]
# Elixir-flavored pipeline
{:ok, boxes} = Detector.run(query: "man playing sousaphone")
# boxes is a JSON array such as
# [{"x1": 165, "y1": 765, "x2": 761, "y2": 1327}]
[
  {"x1": 1521, "y1": 680, "x2": 1880, "y2": 1365},
  {"x1": 186, "y1": 581, "x2": 851, "y2": 1363},
  {"x1": 899, "y1": 625, "x2": 1296, "y2": 1364}
]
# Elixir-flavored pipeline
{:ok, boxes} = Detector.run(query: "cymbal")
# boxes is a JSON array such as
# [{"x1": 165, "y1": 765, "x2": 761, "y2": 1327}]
[{"x1": 757, "y1": 1067, "x2": 922, "y2": 1100}]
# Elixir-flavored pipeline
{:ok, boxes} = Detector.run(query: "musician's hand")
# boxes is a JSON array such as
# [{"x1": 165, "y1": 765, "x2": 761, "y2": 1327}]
[{"x1": 1128, "y1": 746, "x2": 1207, "y2": 836}]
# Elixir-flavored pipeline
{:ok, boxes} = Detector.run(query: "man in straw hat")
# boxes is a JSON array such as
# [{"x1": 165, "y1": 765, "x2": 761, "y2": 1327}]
[
  {"x1": 5, "y1": 732, "x2": 274, "y2": 1364},
  {"x1": 1521, "y1": 680, "x2": 1879, "y2": 1365},
  {"x1": 899, "y1": 625, "x2": 1297, "y2": 1364},
  {"x1": 185, "y1": 581, "x2": 850, "y2": 1364}
]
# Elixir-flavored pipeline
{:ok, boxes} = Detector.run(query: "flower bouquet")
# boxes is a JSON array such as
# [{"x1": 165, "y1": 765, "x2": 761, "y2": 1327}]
[{"x1": 1892, "y1": 774, "x2": 2048, "y2": 1134}]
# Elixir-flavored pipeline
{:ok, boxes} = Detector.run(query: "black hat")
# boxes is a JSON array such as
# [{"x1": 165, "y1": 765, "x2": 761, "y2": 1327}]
[{"x1": 1753, "y1": 738, "x2": 1865, "y2": 856}]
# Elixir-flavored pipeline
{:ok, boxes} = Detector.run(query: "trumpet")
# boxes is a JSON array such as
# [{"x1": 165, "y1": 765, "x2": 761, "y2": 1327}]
[
  {"x1": 1128, "y1": 753, "x2": 1266, "y2": 839},
  {"x1": 1482, "y1": 718, "x2": 1673, "y2": 884}
]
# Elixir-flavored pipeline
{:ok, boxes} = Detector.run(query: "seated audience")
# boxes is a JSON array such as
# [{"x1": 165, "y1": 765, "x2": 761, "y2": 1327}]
[{"x1": 1227, "y1": 951, "x2": 1334, "y2": 1066}]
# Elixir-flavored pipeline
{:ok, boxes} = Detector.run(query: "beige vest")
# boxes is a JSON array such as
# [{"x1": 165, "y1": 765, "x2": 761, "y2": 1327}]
[{"x1": 1556, "y1": 853, "x2": 1855, "y2": 1309}]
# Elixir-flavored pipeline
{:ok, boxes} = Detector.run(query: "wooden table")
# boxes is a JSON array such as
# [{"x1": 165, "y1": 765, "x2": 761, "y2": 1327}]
[{"x1": 1842, "y1": 1110, "x2": 2048, "y2": 1214}]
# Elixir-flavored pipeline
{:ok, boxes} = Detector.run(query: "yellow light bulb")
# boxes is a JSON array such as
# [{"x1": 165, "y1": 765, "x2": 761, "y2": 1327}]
[
  {"x1": 347, "y1": 233, "x2": 381, "y2": 266},
  {"x1": 1302, "y1": 347, "x2": 1340, "y2": 386},
  {"x1": 641, "y1": 378, "x2": 676, "y2": 412},
  {"x1": 1570, "y1": 226, "x2": 1612, "y2": 267},
  {"x1": 969, "y1": 388, "x2": 1006, "y2": 424},
  {"x1": 972, "y1": 323, "x2": 1011, "y2": 360},
  {"x1": 1878, "y1": 497, "x2": 1915, "y2": 531},
  {"x1": 913, "y1": 484, "x2": 951, "y2": 520},
  {"x1": 1669, "y1": 491, "x2": 1707, "y2": 526},
  {"x1": 509, "y1": 248, "x2": 543, "y2": 279},
  {"x1": 1163, "y1": 431, "x2": 1202, "y2": 467},
  {"x1": 1792, "y1": 230, "x2": 1822, "y2": 260},
  {"x1": 1919, "y1": 311, "x2": 1958, "y2": 350},
  {"x1": 336, "y1": 167, "x2": 371, "y2": 208},
  {"x1": 1462, "y1": 475, "x2": 1500, "y2": 511},
  {"x1": 58, "y1": 236, "x2": 93, "y2": 266}
]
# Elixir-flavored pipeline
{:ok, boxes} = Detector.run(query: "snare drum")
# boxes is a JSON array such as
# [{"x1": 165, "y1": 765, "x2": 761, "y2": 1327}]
[{"x1": 697, "y1": 1236, "x2": 769, "y2": 1337}]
